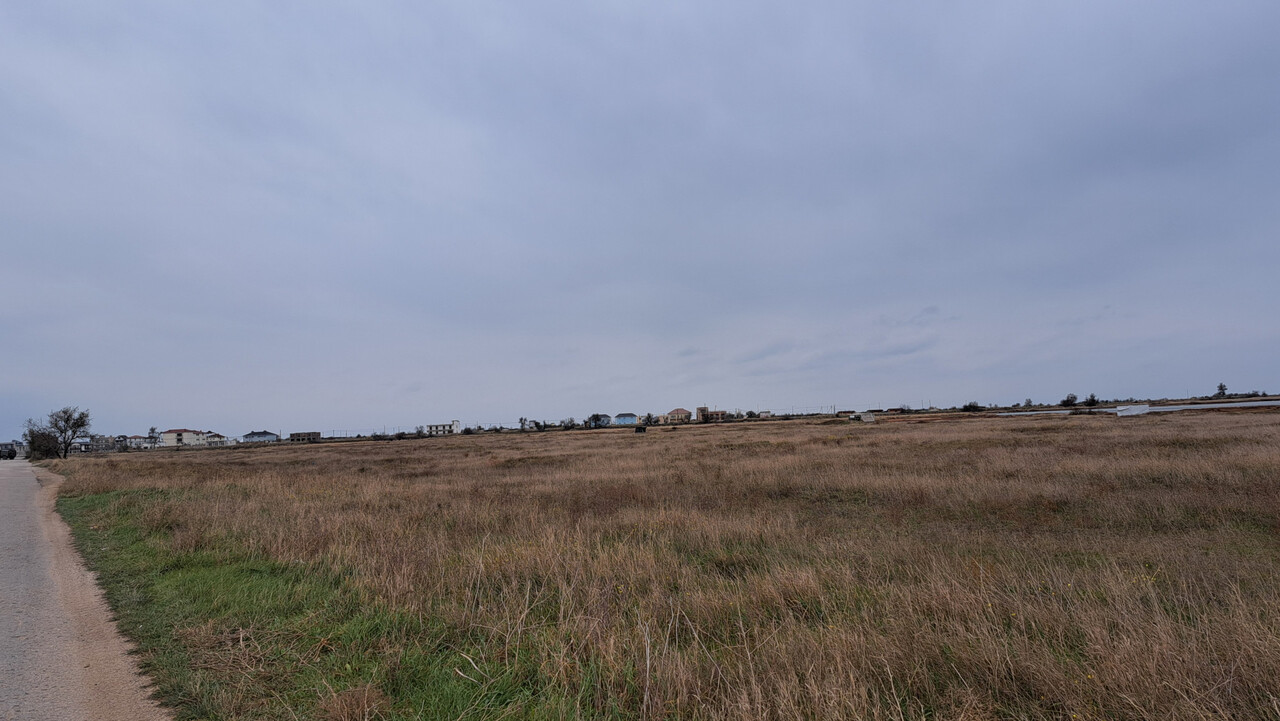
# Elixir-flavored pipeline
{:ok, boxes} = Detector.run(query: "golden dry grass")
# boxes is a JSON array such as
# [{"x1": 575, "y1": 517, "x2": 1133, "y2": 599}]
[{"x1": 54, "y1": 411, "x2": 1280, "y2": 719}]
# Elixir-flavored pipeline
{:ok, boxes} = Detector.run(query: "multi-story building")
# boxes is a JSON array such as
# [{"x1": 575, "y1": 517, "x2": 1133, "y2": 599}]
[
  {"x1": 696, "y1": 407, "x2": 728, "y2": 422},
  {"x1": 161, "y1": 429, "x2": 207, "y2": 447},
  {"x1": 667, "y1": 408, "x2": 692, "y2": 423},
  {"x1": 423, "y1": 421, "x2": 461, "y2": 435}
]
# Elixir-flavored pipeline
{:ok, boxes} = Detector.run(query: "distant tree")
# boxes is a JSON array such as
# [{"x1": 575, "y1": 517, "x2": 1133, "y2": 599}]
[
  {"x1": 25, "y1": 406, "x2": 91, "y2": 459},
  {"x1": 460, "y1": 427, "x2": 474, "y2": 435},
  {"x1": 643, "y1": 413, "x2": 656, "y2": 426},
  {"x1": 518, "y1": 417, "x2": 528, "y2": 431},
  {"x1": 23, "y1": 427, "x2": 60, "y2": 460},
  {"x1": 147, "y1": 426, "x2": 159, "y2": 445},
  {"x1": 745, "y1": 410, "x2": 758, "y2": 418},
  {"x1": 961, "y1": 401, "x2": 983, "y2": 412},
  {"x1": 414, "y1": 425, "x2": 425, "y2": 438},
  {"x1": 587, "y1": 413, "x2": 609, "y2": 429},
  {"x1": 1215, "y1": 383, "x2": 1228, "y2": 398},
  {"x1": 1024, "y1": 398, "x2": 1033, "y2": 408},
  {"x1": 561, "y1": 417, "x2": 576, "y2": 430},
  {"x1": 1083, "y1": 393, "x2": 1099, "y2": 407},
  {"x1": 1060, "y1": 393, "x2": 1078, "y2": 408}
]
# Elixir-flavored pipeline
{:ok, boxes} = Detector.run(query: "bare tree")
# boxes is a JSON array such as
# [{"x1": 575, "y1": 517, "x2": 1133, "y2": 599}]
[{"x1": 26, "y1": 406, "x2": 92, "y2": 459}]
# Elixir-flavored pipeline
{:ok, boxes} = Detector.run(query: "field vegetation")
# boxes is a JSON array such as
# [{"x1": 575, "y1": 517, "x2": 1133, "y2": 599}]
[{"x1": 52, "y1": 412, "x2": 1280, "y2": 719}]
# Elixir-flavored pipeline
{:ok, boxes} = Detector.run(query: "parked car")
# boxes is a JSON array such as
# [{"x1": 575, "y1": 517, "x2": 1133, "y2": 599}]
[{"x1": 0, "y1": 448, "x2": 16, "y2": 460}]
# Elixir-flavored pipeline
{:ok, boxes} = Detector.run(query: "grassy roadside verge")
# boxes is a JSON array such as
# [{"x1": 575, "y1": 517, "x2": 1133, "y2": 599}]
[{"x1": 57, "y1": 487, "x2": 584, "y2": 720}]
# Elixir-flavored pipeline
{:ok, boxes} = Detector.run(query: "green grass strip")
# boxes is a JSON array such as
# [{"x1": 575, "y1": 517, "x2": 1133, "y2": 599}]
[{"x1": 58, "y1": 490, "x2": 590, "y2": 720}]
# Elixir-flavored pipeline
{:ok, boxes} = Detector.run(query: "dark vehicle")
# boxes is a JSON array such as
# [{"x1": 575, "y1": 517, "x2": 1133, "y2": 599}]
[{"x1": 0, "y1": 448, "x2": 16, "y2": 460}]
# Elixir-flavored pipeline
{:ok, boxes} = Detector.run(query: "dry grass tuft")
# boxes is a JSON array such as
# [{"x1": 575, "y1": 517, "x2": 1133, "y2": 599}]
[{"x1": 319, "y1": 684, "x2": 390, "y2": 721}]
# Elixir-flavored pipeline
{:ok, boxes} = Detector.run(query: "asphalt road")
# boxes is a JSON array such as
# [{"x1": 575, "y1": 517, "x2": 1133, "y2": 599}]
[{"x1": 0, "y1": 460, "x2": 169, "y2": 721}]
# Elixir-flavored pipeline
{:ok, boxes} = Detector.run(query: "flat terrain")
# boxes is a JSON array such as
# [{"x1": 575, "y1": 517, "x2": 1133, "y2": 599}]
[
  {"x1": 51, "y1": 412, "x2": 1280, "y2": 719},
  {"x1": 0, "y1": 460, "x2": 169, "y2": 721}
]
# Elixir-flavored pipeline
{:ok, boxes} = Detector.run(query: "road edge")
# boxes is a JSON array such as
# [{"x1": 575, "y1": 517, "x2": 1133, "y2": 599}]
[{"x1": 34, "y1": 464, "x2": 173, "y2": 721}]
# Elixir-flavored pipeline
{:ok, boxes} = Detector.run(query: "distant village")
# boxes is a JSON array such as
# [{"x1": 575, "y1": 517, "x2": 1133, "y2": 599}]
[
  {"x1": 1, "y1": 406, "x2": 795, "y2": 457},
  {"x1": 6, "y1": 386, "x2": 1274, "y2": 459}
]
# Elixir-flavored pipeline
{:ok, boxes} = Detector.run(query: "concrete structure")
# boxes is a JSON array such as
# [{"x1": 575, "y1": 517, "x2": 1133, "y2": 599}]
[
  {"x1": 667, "y1": 408, "x2": 692, "y2": 423},
  {"x1": 123, "y1": 435, "x2": 155, "y2": 450},
  {"x1": 288, "y1": 432, "x2": 322, "y2": 443},
  {"x1": 423, "y1": 420, "x2": 461, "y2": 435},
  {"x1": 86, "y1": 435, "x2": 117, "y2": 453},
  {"x1": 613, "y1": 413, "x2": 639, "y2": 426},
  {"x1": 243, "y1": 430, "x2": 280, "y2": 443},
  {"x1": 160, "y1": 429, "x2": 206, "y2": 447},
  {"x1": 697, "y1": 407, "x2": 728, "y2": 422}
]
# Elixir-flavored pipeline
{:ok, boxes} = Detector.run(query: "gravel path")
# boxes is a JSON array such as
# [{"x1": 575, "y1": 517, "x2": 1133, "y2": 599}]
[{"x1": 0, "y1": 460, "x2": 170, "y2": 721}]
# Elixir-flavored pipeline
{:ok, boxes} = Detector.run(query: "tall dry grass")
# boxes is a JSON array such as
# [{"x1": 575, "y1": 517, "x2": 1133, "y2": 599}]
[{"x1": 55, "y1": 412, "x2": 1280, "y2": 719}]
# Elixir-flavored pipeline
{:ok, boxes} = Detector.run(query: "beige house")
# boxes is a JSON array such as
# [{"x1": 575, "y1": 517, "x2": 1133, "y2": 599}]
[
  {"x1": 667, "y1": 408, "x2": 692, "y2": 423},
  {"x1": 160, "y1": 429, "x2": 206, "y2": 447}
]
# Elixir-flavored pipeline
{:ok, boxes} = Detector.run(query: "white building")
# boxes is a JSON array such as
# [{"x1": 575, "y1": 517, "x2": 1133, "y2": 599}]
[
  {"x1": 423, "y1": 420, "x2": 461, "y2": 435},
  {"x1": 243, "y1": 430, "x2": 280, "y2": 443}
]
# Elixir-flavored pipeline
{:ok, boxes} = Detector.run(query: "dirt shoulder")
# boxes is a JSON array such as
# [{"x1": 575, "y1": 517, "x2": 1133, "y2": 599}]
[{"x1": 0, "y1": 461, "x2": 170, "y2": 721}]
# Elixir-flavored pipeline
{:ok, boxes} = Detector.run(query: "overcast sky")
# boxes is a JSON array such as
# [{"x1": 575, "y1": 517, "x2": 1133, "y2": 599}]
[{"x1": 3, "y1": 1, "x2": 1278, "y2": 438}]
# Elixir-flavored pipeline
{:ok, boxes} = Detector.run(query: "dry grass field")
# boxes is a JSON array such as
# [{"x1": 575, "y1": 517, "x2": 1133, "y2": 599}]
[{"x1": 52, "y1": 411, "x2": 1280, "y2": 719}]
